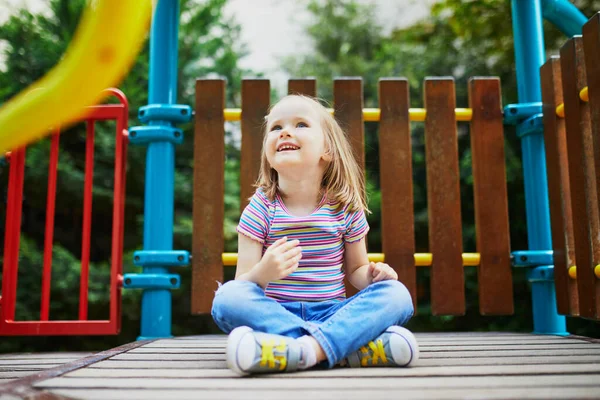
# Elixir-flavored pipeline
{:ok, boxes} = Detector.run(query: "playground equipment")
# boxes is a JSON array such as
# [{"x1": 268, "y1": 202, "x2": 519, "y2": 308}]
[
  {"x1": 0, "y1": 0, "x2": 153, "y2": 155},
  {"x1": 1, "y1": 0, "x2": 599, "y2": 339}
]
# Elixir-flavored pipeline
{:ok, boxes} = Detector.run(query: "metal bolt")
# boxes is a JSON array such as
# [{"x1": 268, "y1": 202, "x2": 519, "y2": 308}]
[
  {"x1": 520, "y1": 256, "x2": 527, "y2": 262},
  {"x1": 174, "y1": 131, "x2": 181, "y2": 138},
  {"x1": 170, "y1": 278, "x2": 177, "y2": 285},
  {"x1": 134, "y1": 255, "x2": 140, "y2": 261},
  {"x1": 510, "y1": 108, "x2": 517, "y2": 114},
  {"x1": 177, "y1": 255, "x2": 184, "y2": 262},
  {"x1": 140, "y1": 110, "x2": 145, "y2": 116},
  {"x1": 181, "y1": 109, "x2": 188, "y2": 115},
  {"x1": 125, "y1": 278, "x2": 132, "y2": 285},
  {"x1": 130, "y1": 131, "x2": 137, "y2": 137}
]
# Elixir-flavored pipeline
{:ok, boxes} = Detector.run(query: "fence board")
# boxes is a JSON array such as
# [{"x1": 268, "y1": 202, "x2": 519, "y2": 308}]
[
  {"x1": 240, "y1": 79, "x2": 270, "y2": 210},
  {"x1": 468, "y1": 78, "x2": 513, "y2": 315},
  {"x1": 541, "y1": 58, "x2": 579, "y2": 316},
  {"x1": 288, "y1": 79, "x2": 316, "y2": 97},
  {"x1": 582, "y1": 12, "x2": 600, "y2": 318},
  {"x1": 560, "y1": 37, "x2": 600, "y2": 319},
  {"x1": 333, "y1": 78, "x2": 364, "y2": 298},
  {"x1": 378, "y1": 78, "x2": 416, "y2": 309},
  {"x1": 424, "y1": 78, "x2": 465, "y2": 315},
  {"x1": 192, "y1": 79, "x2": 225, "y2": 314}
]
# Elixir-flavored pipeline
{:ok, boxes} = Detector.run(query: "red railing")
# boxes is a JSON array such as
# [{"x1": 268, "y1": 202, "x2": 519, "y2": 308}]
[{"x1": 0, "y1": 88, "x2": 129, "y2": 335}]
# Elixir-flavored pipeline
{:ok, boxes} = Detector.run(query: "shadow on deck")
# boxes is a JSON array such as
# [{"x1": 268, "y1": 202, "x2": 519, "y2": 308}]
[{"x1": 1, "y1": 332, "x2": 600, "y2": 399}]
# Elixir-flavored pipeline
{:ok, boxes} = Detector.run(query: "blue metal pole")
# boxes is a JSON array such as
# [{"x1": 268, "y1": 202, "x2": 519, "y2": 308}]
[
  {"x1": 541, "y1": 0, "x2": 587, "y2": 37},
  {"x1": 139, "y1": 0, "x2": 180, "y2": 340},
  {"x1": 511, "y1": 0, "x2": 567, "y2": 335}
]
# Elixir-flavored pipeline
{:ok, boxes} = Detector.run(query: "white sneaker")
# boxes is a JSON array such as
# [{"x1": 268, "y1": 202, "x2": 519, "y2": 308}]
[
  {"x1": 226, "y1": 326, "x2": 302, "y2": 375},
  {"x1": 346, "y1": 326, "x2": 419, "y2": 367}
]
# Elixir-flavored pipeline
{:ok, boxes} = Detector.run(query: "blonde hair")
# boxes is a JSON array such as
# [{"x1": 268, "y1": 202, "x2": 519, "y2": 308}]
[{"x1": 255, "y1": 95, "x2": 370, "y2": 213}]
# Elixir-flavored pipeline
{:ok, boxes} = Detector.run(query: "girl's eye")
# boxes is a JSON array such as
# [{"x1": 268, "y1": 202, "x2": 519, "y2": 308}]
[
  {"x1": 270, "y1": 125, "x2": 282, "y2": 131},
  {"x1": 297, "y1": 122, "x2": 308, "y2": 128}
]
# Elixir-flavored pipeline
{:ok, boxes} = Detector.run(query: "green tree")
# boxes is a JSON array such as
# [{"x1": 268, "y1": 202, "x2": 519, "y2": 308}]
[
  {"x1": 284, "y1": 0, "x2": 599, "y2": 336},
  {"x1": 0, "y1": 0, "x2": 248, "y2": 352}
]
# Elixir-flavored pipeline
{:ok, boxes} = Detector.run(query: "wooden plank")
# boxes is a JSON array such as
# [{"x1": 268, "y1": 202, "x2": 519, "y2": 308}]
[
  {"x1": 541, "y1": 57, "x2": 579, "y2": 316},
  {"x1": 64, "y1": 362, "x2": 600, "y2": 378},
  {"x1": 288, "y1": 79, "x2": 316, "y2": 96},
  {"x1": 0, "y1": 365, "x2": 63, "y2": 370},
  {"x1": 421, "y1": 343, "x2": 600, "y2": 351},
  {"x1": 192, "y1": 79, "x2": 226, "y2": 315},
  {"x1": 378, "y1": 78, "x2": 417, "y2": 308},
  {"x1": 112, "y1": 348, "x2": 600, "y2": 361},
  {"x1": 468, "y1": 78, "x2": 513, "y2": 315},
  {"x1": 129, "y1": 348, "x2": 225, "y2": 354},
  {"x1": 0, "y1": 340, "x2": 151, "y2": 399},
  {"x1": 416, "y1": 355, "x2": 600, "y2": 366},
  {"x1": 0, "y1": 371, "x2": 41, "y2": 379},
  {"x1": 88, "y1": 360, "x2": 225, "y2": 369},
  {"x1": 560, "y1": 37, "x2": 600, "y2": 319},
  {"x1": 424, "y1": 78, "x2": 465, "y2": 315},
  {"x1": 87, "y1": 354, "x2": 600, "y2": 370},
  {"x1": 46, "y1": 387, "x2": 600, "y2": 400},
  {"x1": 110, "y1": 353, "x2": 224, "y2": 361},
  {"x1": 333, "y1": 78, "x2": 364, "y2": 298},
  {"x1": 34, "y1": 375, "x2": 600, "y2": 390},
  {"x1": 582, "y1": 12, "x2": 600, "y2": 318},
  {"x1": 240, "y1": 79, "x2": 270, "y2": 210},
  {"x1": 0, "y1": 360, "x2": 71, "y2": 365},
  {"x1": 0, "y1": 353, "x2": 93, "y2": 360},
  {"x1": 418, "y1": 348, "x2": 600, "y2": 358}
]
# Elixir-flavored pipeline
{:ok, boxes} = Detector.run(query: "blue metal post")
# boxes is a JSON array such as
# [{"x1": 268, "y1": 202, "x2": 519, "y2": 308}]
[
  {"x1": 139, "y1": 0, "x2": 180, "y2": 339},
  {"x1": 542, "y1": 0, "x2": 587, "y2": 37},
  {"x1": 511, "y1": 0, "x2": 567, "y2": 335}
]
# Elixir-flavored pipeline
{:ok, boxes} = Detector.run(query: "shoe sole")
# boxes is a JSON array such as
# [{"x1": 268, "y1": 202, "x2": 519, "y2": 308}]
[
  {"x1": 226, "y1": 326, "x2": 254, "y2": 376},
  {"x1": 386, "y1": 326, "x2": 419, "y2": 367}
]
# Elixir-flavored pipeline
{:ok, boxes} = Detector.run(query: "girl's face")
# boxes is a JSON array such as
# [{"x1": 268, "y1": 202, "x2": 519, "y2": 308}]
[{"x1": 265, "y1": 97, "x2": 330, "y2": 175}]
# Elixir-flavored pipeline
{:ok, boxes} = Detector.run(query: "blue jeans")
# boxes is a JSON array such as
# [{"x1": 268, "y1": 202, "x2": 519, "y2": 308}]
[{"x1": 211, "y1": 279, "x2": 414, "y2": 368}]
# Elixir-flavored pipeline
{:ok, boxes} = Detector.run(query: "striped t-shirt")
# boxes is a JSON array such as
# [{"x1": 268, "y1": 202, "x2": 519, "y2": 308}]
[{"x1": 237, "y1": 188, "x2": 369, "y2": 302}]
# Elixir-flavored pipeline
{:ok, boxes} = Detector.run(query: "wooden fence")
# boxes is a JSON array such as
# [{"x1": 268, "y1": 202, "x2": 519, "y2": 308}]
[
  {"x1": 542, "y1": 13, "x2": 600, "y2": 320},
  {"x1": 191, "y1": 76, "x2": 514, "y2": 318}
]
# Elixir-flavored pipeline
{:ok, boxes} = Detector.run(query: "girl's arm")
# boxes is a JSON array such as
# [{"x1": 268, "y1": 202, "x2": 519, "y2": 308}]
[
  {"x1": 236, "y1": 234, "x2": 302, "y2": 289},
  {"x1": 345, "y1": 238, "x2": 399, "y2": 290},
  {"x1": 344, "y1": 238, "x2": 372, "y2": 290},
  {"x1": 235, "y1": 234, "x2": 265, "y2": 284}
]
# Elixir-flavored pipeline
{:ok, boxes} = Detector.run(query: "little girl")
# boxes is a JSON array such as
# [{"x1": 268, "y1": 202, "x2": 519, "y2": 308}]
[{"x1": 211, "y1": 95, "x2": 418, "y2": 375}]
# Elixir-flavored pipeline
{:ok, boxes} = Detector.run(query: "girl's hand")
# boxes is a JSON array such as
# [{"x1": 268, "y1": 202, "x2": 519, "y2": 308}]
[
  {"x1": 252, "y1": 237, "x2": 302, "y2": 287},
  {"x1": 368, "y1": 262, "x2": 398, "y2": 283}
]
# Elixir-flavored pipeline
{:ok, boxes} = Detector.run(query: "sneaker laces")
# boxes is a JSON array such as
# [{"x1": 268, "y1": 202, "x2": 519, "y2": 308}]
[
  {"x1": 260, "y1": 339, "x2": 288, "y2": 371},
  {"x1": 360, "y1": 339, "x2": 387, "y2": 366}
]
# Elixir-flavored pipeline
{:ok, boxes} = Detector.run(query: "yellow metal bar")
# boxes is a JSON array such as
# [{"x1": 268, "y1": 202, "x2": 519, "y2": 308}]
[
  {"x1": 568, "y1": 265, "x2": 600, "y2": 279},
  {"x1": 221, "y1": 252, "x2": 481, "y2": 266},
  {"x1": 580, "y1": 86, "x2": 588, "y2": 102},
  {"x1": 222, "y1": 108, "x2": 473, "y2": 122},
  {"x1": 555, "y1": 86, "x2": 589, "y2": 118},
  {"x1": 556, "y1": 103, "x2": 565, "y2": 118},
  {"x1": 224, "y1": 108, "x2": 241, "y2": 121}
]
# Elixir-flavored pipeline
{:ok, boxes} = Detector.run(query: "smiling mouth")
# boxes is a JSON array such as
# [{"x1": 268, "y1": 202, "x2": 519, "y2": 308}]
[{"x1": 277, "y1": 145, "x2": 300, "y2": 152}]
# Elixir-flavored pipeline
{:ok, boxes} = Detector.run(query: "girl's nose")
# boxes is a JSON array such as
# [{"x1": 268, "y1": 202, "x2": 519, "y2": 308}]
[{"x1": 279, "y1": 127, "x2": 292, "y2": 138}]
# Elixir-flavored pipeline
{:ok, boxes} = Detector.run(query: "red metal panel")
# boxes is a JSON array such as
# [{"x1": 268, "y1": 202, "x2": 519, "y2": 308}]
[
  {"x1": 41, "y1": 131, "x2": 60, "y2": 321},
  {"x1": 0, "y1": 88, "x2": 128, "y2": 336}
]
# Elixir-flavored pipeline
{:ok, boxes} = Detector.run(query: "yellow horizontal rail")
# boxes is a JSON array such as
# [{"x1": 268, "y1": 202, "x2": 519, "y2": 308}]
[
  {"x1": 568, "y1": 265, "x2": 600, "y2": 280},
  {"x1": 222, "y1": 108, "x2": 473, "y2": 122},
  {"x1": 222, "y1": 252, "x2": 481, "y2": 267},
  {"x1": 556, "y1": 86, "x2": 589, "y2": 118}
]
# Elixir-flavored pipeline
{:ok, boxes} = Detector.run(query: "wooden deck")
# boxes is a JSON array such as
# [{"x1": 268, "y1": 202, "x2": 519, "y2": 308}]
[{"x1": 1, "y1": 332, "x2": 600, "y2": 399}]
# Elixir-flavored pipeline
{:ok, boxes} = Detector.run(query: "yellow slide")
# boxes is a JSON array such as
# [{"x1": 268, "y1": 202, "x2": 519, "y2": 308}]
[{"x1": 0, "y1": 0, "x2": 155, "y2": 154}]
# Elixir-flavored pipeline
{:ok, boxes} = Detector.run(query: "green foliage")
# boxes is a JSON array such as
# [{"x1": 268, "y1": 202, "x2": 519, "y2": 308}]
[{"x1": 0, "y1": 0, "x2": 248, "y2": 352}]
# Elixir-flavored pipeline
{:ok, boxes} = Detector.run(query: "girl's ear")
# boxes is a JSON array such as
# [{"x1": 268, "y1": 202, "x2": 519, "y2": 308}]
[{"x1": 322, "y1": 151, "x2": 333, "y2": 162}]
